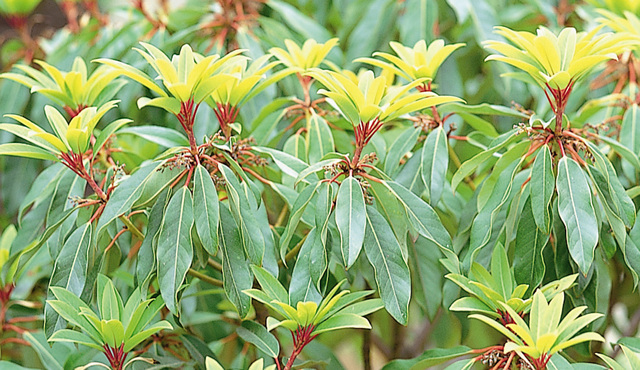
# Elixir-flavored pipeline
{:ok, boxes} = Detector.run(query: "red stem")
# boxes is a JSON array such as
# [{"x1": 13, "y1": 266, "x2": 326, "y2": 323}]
[
  {"x1": 177, "y1": 99, "x2": 200, "y2": 154},
  {"x1": 283, "y1": 325, "x2": 317, "y2": 370}
]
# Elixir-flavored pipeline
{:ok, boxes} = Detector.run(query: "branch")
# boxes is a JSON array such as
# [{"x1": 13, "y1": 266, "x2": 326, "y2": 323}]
[{"x1": 188, "y1": 269, "x2": 224, "y2": 287}]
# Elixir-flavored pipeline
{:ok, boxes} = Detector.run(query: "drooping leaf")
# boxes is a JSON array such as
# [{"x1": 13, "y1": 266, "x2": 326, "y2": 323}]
[
  {"x1": 556, "y1": 157, "x2": 598, "y2": 275},
  {"x1": 46, "y1": 223, "x2": 93, "y2": 338},
  {"x1": 384, "y1": 181, "x2": 452, "y2": 251},
  {"x1": 157, "y1": 187, "x2": 194, "y2": 314},
  {"x1": 381, "y1": 346, "x2": 473, "y2": 370},
  {"x1": 97, "y1": 161, "x2": 163, "y2": 235},
  {"x1": 411, "y1": 236, "x2": 443, "y2": 319},
  {"x1": 220, "y1": 205, "x2": 253, "y2": 318},
  {"x1": 278, "y1": 182, "x2": 321, "y2": 261},
  {"x1": 421, "y1": 126, "x2": 448, "y2": 206},
  {"x1": 530, "y1": 145, "x2": 554, "y2": 233},
  {"x1": 451, "y1": 129, "x2": 522, "y2": 192},
  {"x1": 193, "y1": 165, "x2": 219, "y2": 256},
  {"x1": 585, "y1": 141, "x2": 636, "y2": 228},
  {"x1": 307, "y1": 112, "x2": 335, "y2": 163},
  {"x1": 313, "y1": 313, "x2": 371, "y2": 334},
  {"x1": 236, "y1": 321, "x2": 280, "y2": 358},
  {"x1": 469, "y1": 159, "x2": 521, "y2": 254},
  {"x1": 384, "y1": 127, "x2": 421, "y2": 177},
  {"x1": 335, "y1": 176, "x2": 366, "y2": 268},
  {"x1": 136, "y1": 189, "x2": 170, "y2": 289},
  {"x1": 514, "y1": 198, "x2": 548, "y2": 290},
  {"x1": 218, "y1": 164, "x2": 265, "y2": 265},
  {"x1": 289, "y1": 227, "x2": 323, "y2": 305},
  {"x1": 619, "y1": 103, "x2": 640, "y2": 178},
  {"x1": 364, "y1": 206, "x2": 411, "y2": 325}
]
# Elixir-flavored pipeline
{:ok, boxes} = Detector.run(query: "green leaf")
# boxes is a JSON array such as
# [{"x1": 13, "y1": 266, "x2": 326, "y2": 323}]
[
  {"x1": 585, "y1": 141, "x2": 636, "y2": 228},
  {"x1": 490, "y1": 243, "x2": 512, "y2": 300},
  {"x1": 124, "y1": 321, "x2": 172, "y2": 352},
  {"x1": 469, "y1": 158, "x2": 521, "y2": 253},
  {"x1": 439, "y1": 102, "x2": 528, "y2": 118},
  {"x1": 46, "y1": 223, "x2": 93, "y2": 338},
  {"x1": 396, "y1": 147, "x2": 426, "y2": 195},
  {"x1": 157, "y1": 186, "x2": 194, "y2": 314},
  {"x1": 289, "y1": 227, "x2": 322, "y2": 305},
  {"x1": 384, "y1": 127, "x2": 421, "y2": 177},
  {"x1": 95, "y1": 58, "x2": 167, "y2": 97},
  {"x1": 313, "y1": 313, "x2": 371, "y2": 334},
  {"x1": 451, "y1": 129, "x2": 522, "y2": 192},
  {"x1": 236, "y1": 321, "x2": 280, "y2": 358},
  {"x1": 93, "y1": 119, "x2": 131, "y2": 160},
  {"x1": 530, "y1": 145, "x2": 554, "y2": 233},
  {"x1": 219, "y1": 164, "x2": 265, "y2": 265},
  {"x1": 23, "y1": 332, "x2": 63, "y2": 370},
  {"x1": 514, "y1": 198, "x2": 548, "y2": 290},
  {"x1": 335, "y1": 176, "x2": 366, "y2": 268},
  {"x1": 137, "y1": 96, "x2": 181, "y2": 115},
  {"x1": 399, "y1": 0, "x2": 436, "y2": 46},
  {"x1": 98, "y1": 275, "x2": 123, "y2": 322},
  {"x1": 252, "y1": 146, "x2": 309, "y2": 179},
  {"x1": 97, "y1": 161, "x2": 162, "y2": 235},
  {"x1": 0, "y1": 143, "x2": 58, "y2": 161},
  {"x1": 295, "y1": 158, "x2": 342, "y2": 186},
  {"x1": 411, "y1": 236, "x2": 444, "y2": 319},
  {"x1": 136, "y1": 188, "x2": 169, "y2": 289},
  {"x1": 384, "y1": 181, "x2": 452, "y2": 250},
  {"x1": 449, "y1": 297, "x2": 498, "y2": 317},
  {"x1": 421, "y1": 126, "x2": 448, "y2": 206},
  {"x1": 381, "y1": 346, "x2": 473, "y2": 370},
  {"x1": 118, "y1": 126, "x2": 189, "y2": 148},
  {"x1": 251, "y1": 265, "x2": 289, "y2": 304},
  {"x1": 476, "y1": 140, "x2": 528, "y2": 210},
  {"x1": 556, "y1": 157, "x2": 599, "y2": 275},
  {"x1": 48, "y1": 329, "x2": 102, "y2": 351},
  {"x1": 268, "y1": 0, "x2": 333, "y2": 42},
  {"x1": 220, "y1": 205, "x2": 253, "y2": 318},
  {"x1": 193, "y1": 165, "x2": 219, "y2": 256},
  {"x1": 307, "y1": 112, "x2": 335, "y2": 163},
  {"x1": 278, "y1": 182, "x2": 321, "y2": 261},
  {"x1": 596, "y1": 133, "x2": 640, "y2": 171},
  {"x1": 364, "y1": 206, "x2": 411, "y2": 324},
  {"x1": 619, "y1": 103, "x2": 640, "y2": 177},
  {"x1": 308, "y1": 203, "x2": 328, "y2": 287},
  {"x1": 336, "y1": 298, "x2": 384, "y2": 317}
]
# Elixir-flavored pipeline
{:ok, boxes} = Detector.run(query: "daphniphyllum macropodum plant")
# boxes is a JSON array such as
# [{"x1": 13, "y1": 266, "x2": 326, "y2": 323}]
[{"x1": 5, "y1": 0, "x2": 640, "y2": 369}]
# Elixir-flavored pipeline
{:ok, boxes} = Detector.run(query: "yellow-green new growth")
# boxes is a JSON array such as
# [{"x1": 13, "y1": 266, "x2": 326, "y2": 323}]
[
  {"x1": 269, "y1": 38, "x2": 339, "y2": 71},
  {"x1": 597, "y1": 9, "x2": 640, "y2": 51},
  {"x1": 1, "y1": 57, "x2": 122, "y2": 115},
  {"x1": 96, "y1": 43, "x2": 241, "y2": 114},
  {"x1": 206, "y1": 358, "x2": 275, "y2": 370},
  {"x1": 47, "y1": 275, "x2": 172, "y2": 370},
  {"x1": 1, "y1": 101, "x2": 124, "y2": 157},
  {"x1": 471, "y1": 291, "x2": 604, "y2": 367},
  {"x1": 309, "y1": 69, "x2": 462, "y2": 125},
  {"x1": 587, "y1": 0, "x2": 640, "y2": 15},
  {"x1": 447, "y1": 244, "x2": 577, "y2": 321},
  {"x1": 484, "y1": 26, "x2": 639, "y2": 89},
  {"x1": 208, "y1": 53, "x2": 292, "y2": 108},
  {"x1": 243, "y1": 266, "x2": 382, "y2": 335},
  {"x1": 357, "y1": 39, "x2": 465, "y2": 83},
  {"x1": 0, "y1": 0, "x2": 42, "y2": 15}
]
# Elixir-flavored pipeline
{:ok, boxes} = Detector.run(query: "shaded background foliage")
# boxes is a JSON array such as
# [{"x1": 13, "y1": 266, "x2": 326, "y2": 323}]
[{"x1": 3, "y1": 0, "x2": 640, "y2": 369}]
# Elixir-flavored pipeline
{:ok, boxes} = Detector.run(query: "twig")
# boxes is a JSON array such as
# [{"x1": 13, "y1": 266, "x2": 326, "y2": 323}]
[
  {"x1": 188, "y1": 269, "x2": 223, "y2": 287},
  {"x1": 207, "y1": 258, "x2": 224, "y2": 272},
  {"x1": 119, "y1": 215, "x2": 144, "y2": 240}
]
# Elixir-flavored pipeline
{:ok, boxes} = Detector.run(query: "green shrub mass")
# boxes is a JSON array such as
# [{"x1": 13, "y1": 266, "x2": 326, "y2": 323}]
[{"x1": 4, "y1": 1, "x2": 640, "y2": 369}]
